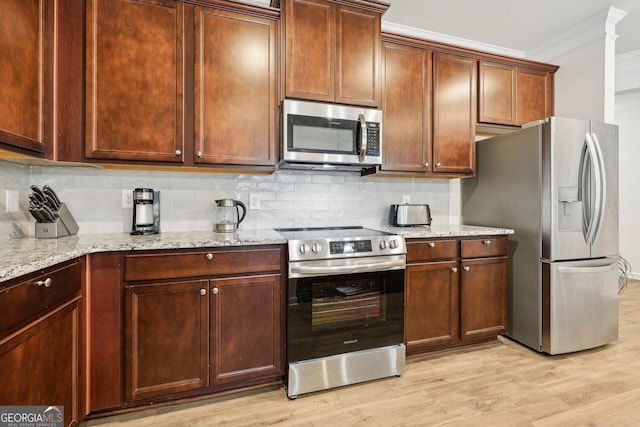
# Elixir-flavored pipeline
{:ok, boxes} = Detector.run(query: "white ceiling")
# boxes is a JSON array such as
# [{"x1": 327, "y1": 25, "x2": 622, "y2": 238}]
[{"x1": 381, "y1": 0, "x2": 640, "y2": 57}]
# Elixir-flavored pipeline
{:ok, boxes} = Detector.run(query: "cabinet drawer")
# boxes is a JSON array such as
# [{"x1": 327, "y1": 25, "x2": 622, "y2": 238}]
[
  {"x1": 407, "y1": 239, "x2": 459, "y2": 262},
  {"x1": 125, "y1": 247, "x2": 283, "y2": 282},
  {"x1": 0, "y1": 260, "x2": 82, "y2": 336},
  {"x1": 461, "y1": 237, "x2": 508, "y2": 259}
]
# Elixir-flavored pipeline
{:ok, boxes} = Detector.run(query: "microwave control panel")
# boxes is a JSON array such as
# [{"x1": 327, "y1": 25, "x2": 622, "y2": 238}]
[{"x1": 365, "y1": 122, "x2": 380, "y2": 156}]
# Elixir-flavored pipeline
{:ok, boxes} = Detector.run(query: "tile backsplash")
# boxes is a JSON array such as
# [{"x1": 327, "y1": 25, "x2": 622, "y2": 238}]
[{"x1": 0, "y1": 159, "x2": 460, "y2": 237}]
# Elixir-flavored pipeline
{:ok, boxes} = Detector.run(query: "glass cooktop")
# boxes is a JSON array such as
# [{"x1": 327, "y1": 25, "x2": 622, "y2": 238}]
[{"x1": 274, "y1": 226, "x2": 392, "y2": 241}]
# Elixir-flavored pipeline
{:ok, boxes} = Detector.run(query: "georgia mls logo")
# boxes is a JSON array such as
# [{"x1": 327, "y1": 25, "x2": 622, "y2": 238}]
[{"x1": 0, "y1": 405, "x2": 64, "y2": 427}]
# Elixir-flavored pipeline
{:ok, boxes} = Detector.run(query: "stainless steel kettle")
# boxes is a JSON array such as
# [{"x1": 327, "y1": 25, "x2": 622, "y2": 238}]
[{"x1": 214, "y1": 199, "x2": 247, "y2": 232}]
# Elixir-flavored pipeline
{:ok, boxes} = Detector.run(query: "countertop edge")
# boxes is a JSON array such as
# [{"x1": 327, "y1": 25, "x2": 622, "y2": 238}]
[{"x1": 0, "y1": 225, "x2": 513, "y2": 284}]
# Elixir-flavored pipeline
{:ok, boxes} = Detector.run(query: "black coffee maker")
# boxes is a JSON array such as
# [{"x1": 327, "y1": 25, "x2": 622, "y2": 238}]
[{"x1": 131, "y1": 188, "x2": 160, "y2": 235}]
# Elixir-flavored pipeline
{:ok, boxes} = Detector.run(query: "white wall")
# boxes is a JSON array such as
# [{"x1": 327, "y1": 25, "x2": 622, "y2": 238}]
[
  {"x1": 0, "y1": 160, "x2": 455, "y2": 237},
  {"x1": 615, "y1": 49, "x2": 640, "y2": 278}
]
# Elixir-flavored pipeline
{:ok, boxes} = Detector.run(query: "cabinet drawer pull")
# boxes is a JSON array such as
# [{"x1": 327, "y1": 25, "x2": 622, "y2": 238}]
[
  {"x1": 483, "y1": 240, "x2": 491, "y2": 245},
  {"x1": 206, "y1": 253, "x2": 213, "y2": 260},
  {"x1": 463, "y1": 266, "x2": 470, "y2": 272},
  {"x1": 451, "y1": 267, "x2": 457, "y2": 273},
  {"x1": 200, "y1": 288, "x2": 207, "y2": 296},
  {"x1": 428, "y1": 242, "x2": 435, "y2": 248},
  {"x1": 35, "y1": 278, "x2": 52, "y2": 288},
  {"x1": 212, "y1": 287, "x2": 219, "y2": 295}
]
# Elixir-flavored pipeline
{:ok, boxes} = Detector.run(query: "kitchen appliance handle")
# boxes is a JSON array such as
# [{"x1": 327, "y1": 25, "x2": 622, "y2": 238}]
[
  {"x1": 291, "y1": 259, "x2": 405, "y2": 276},
  {"x1": 581, "y1": 133, "x2": 600, "y2": 244},
  {"x1": 557, "y1": 263, "x2": 616, "y2": 274},
  {"x1": 590, "y1": 132, "x2": 607, "y2": 244},
  {"x1": 356, "y1": 113, "x2": 367, "y2": 163},
  {"x1": 236, "y1": 200, "x2": 247, "y2": 224}
]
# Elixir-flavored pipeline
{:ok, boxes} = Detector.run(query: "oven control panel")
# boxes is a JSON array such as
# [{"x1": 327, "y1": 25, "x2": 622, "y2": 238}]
[{"x1": 329, "y1": 240, "x2": 372, "y2": 254}]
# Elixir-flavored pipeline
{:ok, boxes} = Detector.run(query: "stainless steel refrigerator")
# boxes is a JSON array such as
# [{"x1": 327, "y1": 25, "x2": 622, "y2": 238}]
[{"x1": 462, "y1": 117, "x2": 619, "y2": 355}]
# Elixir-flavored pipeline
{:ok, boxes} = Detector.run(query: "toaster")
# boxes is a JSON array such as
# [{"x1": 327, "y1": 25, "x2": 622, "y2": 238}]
[{"x1": 389, "y1": 204, "x2": 432, "y2": 227}]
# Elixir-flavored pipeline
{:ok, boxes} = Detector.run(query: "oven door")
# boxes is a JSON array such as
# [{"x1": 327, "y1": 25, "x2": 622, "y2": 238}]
[{"x1": 287, "y1": 257, "x2": 405, "y2": 363}]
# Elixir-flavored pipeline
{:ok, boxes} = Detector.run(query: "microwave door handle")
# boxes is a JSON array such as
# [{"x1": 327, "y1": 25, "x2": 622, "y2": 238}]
[{"x1": 357, "y1": 113, "x2": 367, "y2": 162}]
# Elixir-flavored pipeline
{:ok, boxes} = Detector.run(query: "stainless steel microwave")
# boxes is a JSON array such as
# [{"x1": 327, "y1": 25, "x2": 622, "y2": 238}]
[{"x1": 280, "y1": 99, "x2": 383, "y2": 172}]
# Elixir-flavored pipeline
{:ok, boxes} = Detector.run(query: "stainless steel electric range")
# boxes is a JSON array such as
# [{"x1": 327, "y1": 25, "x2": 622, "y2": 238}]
[{"x1": 275, "y1": 226, "x2": 407, "y2": 399}]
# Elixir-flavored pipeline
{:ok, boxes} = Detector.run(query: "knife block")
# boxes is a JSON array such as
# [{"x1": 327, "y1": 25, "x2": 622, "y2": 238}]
[{"x1": 35, "y1": 203, "x2": 79, "y2": 238}]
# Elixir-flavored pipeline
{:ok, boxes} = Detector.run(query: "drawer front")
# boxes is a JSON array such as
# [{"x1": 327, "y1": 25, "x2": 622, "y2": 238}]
[
  {"x1": 0, "y1": 260, "x2": 82, "y2": 336},
  {"x1": 461, "y1": 236, "x2": 508, "y2": 259},
  {"x1": 125, "y1": 247, "x2": 283, "y2": 282},
  {"x1": 407, "y1": 239, "x2": 459, "y2": 262}
]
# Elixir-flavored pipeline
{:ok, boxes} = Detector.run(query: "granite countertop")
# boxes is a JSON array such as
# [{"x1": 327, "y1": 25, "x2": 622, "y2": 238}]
[
  {"x1": 0, "y1": 224, "x2": 513, "y2": 283},
  {"x1": 0, "y1": 229, "x2": 287, "y2": 283}
]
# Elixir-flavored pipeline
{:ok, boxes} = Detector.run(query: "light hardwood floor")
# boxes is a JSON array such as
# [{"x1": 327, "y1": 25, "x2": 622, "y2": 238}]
[{"x1": 85, "y1": 280, "x2": 640, "y2": 427}]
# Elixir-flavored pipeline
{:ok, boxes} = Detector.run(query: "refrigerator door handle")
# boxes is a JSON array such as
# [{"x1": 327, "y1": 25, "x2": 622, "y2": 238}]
[
  {"x1": 557, "y1": 263, "x2": 616, "y2": 274},
  {"x1": 581, "y1": 133, "x2": 604, "y2": 245},
  {"x1": 590, "y1": 132, "x2": 607, "y2": 244}
]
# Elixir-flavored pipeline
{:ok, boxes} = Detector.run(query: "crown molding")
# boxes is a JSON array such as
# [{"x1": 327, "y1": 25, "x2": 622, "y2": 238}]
[
  {"x1": 381, "y1": 21, "x2": 525, "y2": 58},
  {"x1": 527, "y1": 7, "x2": 627, "y2": 61}
]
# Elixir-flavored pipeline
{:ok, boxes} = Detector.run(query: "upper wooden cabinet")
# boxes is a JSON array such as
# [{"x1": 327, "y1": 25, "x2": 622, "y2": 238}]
[
  {"x1": 432, "y1": 52, "x2": 477, "y2": 175},
  {"x1": 0, "y1": 0, "x2": 52, "y2": 155},
  {"x1": 478, "y1": 60, "x2": 556, "y2": 126},
  {"x1": 283, "y1": 0, "x2": 387, "y2": 107},
  {"x1": 380, "y1": 42, "x2": 431, "y2": 173},
  {"x1": 381, "y1": 43, "x2": 477, "y2": 176},
  {"x1": 85, "y1": 0, "x2": 278, "y2": 168},
  {"x1": 85, "y1": 0, "x2": 185, "y2": 163},
  {"x1": 516, "y1": 67, "x2": 554, "y2": 125},
  {"x1": 194, "y1": 6, "x2": 277, "y2": 166}
]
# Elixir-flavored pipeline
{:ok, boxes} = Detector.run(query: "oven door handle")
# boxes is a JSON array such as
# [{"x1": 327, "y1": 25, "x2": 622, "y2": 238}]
[{"x1": 290, "y1": 259, "x2": 406, "y2": 276}]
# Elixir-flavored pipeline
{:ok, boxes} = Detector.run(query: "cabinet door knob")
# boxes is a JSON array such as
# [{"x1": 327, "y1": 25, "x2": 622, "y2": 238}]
[
  {"x1": 35, "y1": 278, "x2": 52, "y2": 288},
  {"x1": 436, "y1": 162, "x2": 441, "y2": 168},
  {"x1": 206, "y1": 253, "x2": 213, "y2": 260},
  {"x1": 196, "y1": 151, "x2": 202, "y2": 157},
  {"x1": 463, "y1": 266, "x2": 470, "y2": 272},
  {"x1": 483, "y1": 240, "x2": 491, "y2": 245},
  {"x1": 425, "y1": 162, "x2": 429, "y2": 167},
  {"x1": 451, "y1": 267, "x2": 458, "y2": 273},
  {"x1": 175, "y1": 149, "x2": 182, "y2": 156},
  {"x1": 212, "y1": 287, "x2": 219, "y2": 295},
  {"x1": 200, "y1": 288, "x2": 207, "y2": 296},
  {"x1": 428, "y1": 242, "x2": 435, "y2": 248}
]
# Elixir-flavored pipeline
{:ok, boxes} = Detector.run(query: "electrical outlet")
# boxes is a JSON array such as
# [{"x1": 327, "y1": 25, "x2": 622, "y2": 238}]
[
  {"x1": 122, "y1": 190, "x2": 133, "y2": 208},
  {"x1": 5, "y1": 190, "x2": 19, "y2": 212},
  {"x1": 402, "y1": 195, "x2": 411, "y2": 204},
  {"x1": 249, "y1": 193, "x2": 260, "y2": 210}
]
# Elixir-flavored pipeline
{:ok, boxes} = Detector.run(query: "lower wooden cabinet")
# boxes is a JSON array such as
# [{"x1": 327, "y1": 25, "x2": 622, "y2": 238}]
[
  {"x1": 405, "y1": 236, "x2": 508, "y2": 356},
  {"x1": 122, "y1": 246, "x2": 285, "y2": 403},
  {"x1": 125, "y1": 279, "x2": 209, "y2": 401},
  {"x1": 0, "y1": 260, "x2": 83, "y2": 427}
]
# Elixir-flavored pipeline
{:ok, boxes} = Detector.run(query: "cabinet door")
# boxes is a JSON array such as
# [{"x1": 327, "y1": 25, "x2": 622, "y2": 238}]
[
  {"x1": 125, "y1": 280, "x2": 209, "y2": 401},
  {"x1": 432, "y1": 52, "x2": 477, "y2": 175},
  {"x1": 85, "y1": 0, "x2": 185, "y2": 162},
  {"x1": 194, "y1": 7, "x2": 276, "y2": 166},
  {"x1": 0, "y1": 0, "x2": 52, "y2": 154},
  {"x1": 210, "y1": 274, "x2": 284, "y2": 385},
  {"x1": 0, "y1": 300, "x2": 80, "y2": 427},
  {"x1": 405, "y1": 260, "x2": 459, "y2": 354},
  {"x1": 460, "y1": 257, "x2": 508, "y2": 341},
  {"x1": 478, "y1": 61, "x2": 516, "y2": 126},
  {"x1": 516, "y1": 67, "x2": 553, "y2": 125},
  {"x1": 335, "y1": 4, "x2": 380, "y2": 107},
  {"x1": 285, "y1": 0, "x2": 334, "y2": 102},
  {"x1": 381, "y1": 42, "x2": 431, "y2": 172}
]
